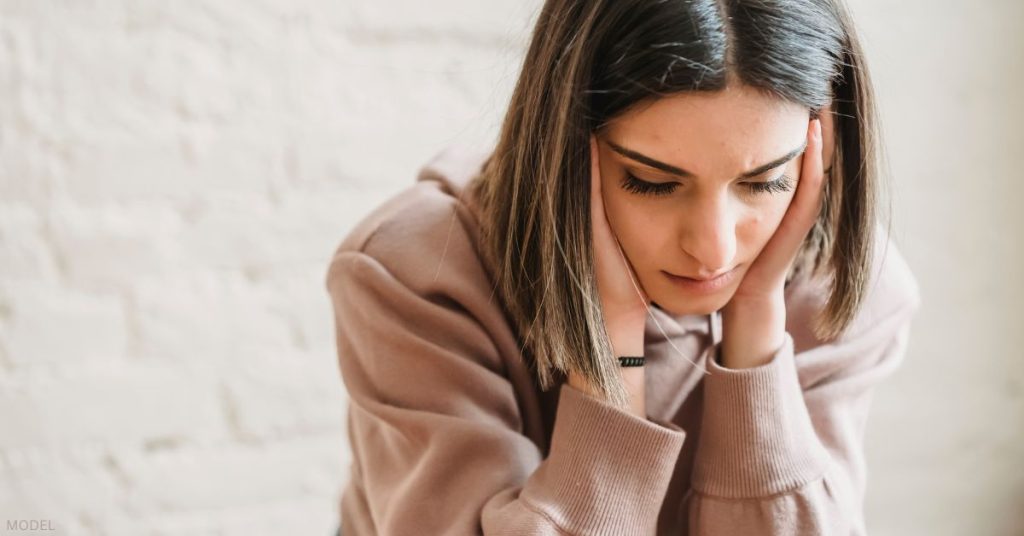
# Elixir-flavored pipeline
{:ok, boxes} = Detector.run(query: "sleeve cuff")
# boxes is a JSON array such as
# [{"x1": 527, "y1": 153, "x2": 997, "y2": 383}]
[
  {"x1": 691, "y1": 332, "x2": 831, "y2": 499},
  {"x1": 520, "y1": 382, "x2": 686, "y2": 535}
]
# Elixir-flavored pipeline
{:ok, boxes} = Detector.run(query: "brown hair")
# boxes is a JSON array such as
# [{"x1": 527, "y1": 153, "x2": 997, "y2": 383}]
[{"x1": 468, "y1": 0, "x2": 889, "y2": 410}]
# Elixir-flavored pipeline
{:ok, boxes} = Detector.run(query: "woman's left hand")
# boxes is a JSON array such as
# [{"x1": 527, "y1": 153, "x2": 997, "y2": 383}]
[{"x1": 719, "y1": 118, "x2": 826, "y2": 368}]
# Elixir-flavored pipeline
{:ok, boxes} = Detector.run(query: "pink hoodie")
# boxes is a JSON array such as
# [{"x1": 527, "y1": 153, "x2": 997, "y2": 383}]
[{"x1": 326, "y1": 145, "x2": 921, "y2": 535}]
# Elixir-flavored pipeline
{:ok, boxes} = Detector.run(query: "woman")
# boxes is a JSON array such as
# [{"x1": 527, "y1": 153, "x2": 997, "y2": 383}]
[{"x1": 327, "y1": 0, "x2": 921, "y2": 534}]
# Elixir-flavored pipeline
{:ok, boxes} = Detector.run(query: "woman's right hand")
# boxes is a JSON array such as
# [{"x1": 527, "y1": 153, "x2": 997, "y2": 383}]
[
  {"x1": 566, "y1": 135, "x2": 650, "y2": 416},
  {"x1": 587, "y1": 134, "x2": 650, "y2": 331}
]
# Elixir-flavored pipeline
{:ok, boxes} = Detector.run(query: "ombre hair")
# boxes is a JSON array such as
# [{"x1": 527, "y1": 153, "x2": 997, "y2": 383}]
[{"x1": 468, "y1": 0, "x2": 888, "y2": 409}]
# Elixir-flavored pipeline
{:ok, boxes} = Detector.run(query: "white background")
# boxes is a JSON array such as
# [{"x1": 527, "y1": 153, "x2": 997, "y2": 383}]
[{"x1": 0, "y1": 1, "x2": 1021, "y2": 534}]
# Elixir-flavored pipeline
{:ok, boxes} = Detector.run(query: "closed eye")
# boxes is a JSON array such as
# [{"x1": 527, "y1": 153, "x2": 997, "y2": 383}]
[
  {"x1": 745, "y1": 175, "x2": 795, "y2": 195},
  {"x1": 620, "y1": 173, "x2": 794, "y2": 197},
  {"x1": 620, "y1": 173, "x2": 677, "y2": 196}
]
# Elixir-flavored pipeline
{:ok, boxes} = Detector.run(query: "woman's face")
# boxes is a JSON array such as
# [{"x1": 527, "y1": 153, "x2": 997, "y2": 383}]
[{"x1": 595, "y1": 84, "x2": 834, "y2": 316}]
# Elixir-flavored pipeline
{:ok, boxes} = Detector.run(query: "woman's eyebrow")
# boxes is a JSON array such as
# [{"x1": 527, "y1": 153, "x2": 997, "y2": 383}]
[{"x1": 604, "y1": 139, "x2": 808, "y2": 179}]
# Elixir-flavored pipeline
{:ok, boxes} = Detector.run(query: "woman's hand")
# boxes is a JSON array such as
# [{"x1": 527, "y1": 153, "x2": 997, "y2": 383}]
[
  {"x1": 567, "y1": 135, "x2": 650, "y2": 417},
  {"x1": 720, "y1": 118, "x2": 826, "y2": 369},
  {"x1": 588, "y1": 135, "x2": 650, "y2": 330}
]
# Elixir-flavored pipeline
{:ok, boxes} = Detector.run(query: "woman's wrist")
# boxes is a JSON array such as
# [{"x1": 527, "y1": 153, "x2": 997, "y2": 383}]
[
  {"x1": 606, "y1": 313, "x2": 646, "y2": 356},
  {"x1": 720, "y1": 298, "x2": 787, "y2": 369},
  {"x1": 608, "y1": 314, "x2": 647, "y2": 418},
  {"x1": 565, "y1": 313, "x2": 647, "y2": 417}
]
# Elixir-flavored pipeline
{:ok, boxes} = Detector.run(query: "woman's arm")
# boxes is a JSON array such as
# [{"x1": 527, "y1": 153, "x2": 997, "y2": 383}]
[
  {"x1": 683, "y1": 119, "x2": 922, "y2": 533},
  {"x1": 328, "y1": 250, "x2": 685, "y2": 536},
  {"x1": 566, "y1": 135, "x2": 652, "y2": 419},
  {"x1": 685, "y1": 231, "x2": 922, "y2": 535}
]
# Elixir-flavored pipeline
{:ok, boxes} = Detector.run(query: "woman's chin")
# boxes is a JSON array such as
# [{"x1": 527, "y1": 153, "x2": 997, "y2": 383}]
[{"x1": 650, "y1": 291, "x2": 732, "y2": 317}]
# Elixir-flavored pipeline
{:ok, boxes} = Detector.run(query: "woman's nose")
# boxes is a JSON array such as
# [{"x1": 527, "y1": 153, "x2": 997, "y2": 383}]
[{"x1": 678, "y1": 196, "x2": 738, "y2": 277}]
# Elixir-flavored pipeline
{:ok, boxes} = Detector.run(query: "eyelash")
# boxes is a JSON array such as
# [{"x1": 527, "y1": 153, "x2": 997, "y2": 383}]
[{"x1": 620, "y1": 173, "x2": 795, "y2": 197}]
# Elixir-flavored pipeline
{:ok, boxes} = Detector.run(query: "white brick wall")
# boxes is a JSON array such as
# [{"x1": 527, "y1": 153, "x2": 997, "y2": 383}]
[
  {"x1": 1, "y1": 1, "x2": 1021, "y2": 535},
  {"x1": 0, "y1": 1, "x2": 538, "y2": 534}
]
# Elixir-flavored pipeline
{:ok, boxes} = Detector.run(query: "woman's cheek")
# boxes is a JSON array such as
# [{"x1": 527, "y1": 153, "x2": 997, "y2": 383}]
[
  {"x1": 767, "y1": 199, "x2": 790, "y2": 235},
  {"x1": 740, "y1": 193, "x2": 792, "y2": 254}
]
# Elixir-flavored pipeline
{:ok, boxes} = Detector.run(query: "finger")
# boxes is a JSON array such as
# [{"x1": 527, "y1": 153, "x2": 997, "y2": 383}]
[
  {"x1": 590, "y1": 135, "x2": 602, "y2": 219},
  {"x1": 754, "y1": 119, "x2": 826, "y2": 272},
  {"x1": 795, "y1": 118, "x2": 826, "y2": 232},
  {"x1": 590, "y1": 135, "x2": 611, "y2": 243},
  {"x1": 779, "y1": 119, "x2": 825, "y2": 253},
  {"x1": 791, "y1": 118, "x2": 824, "y2": 224},
  {"x1": 591, "y1": 136, "x2": 650, "y2": 305}
]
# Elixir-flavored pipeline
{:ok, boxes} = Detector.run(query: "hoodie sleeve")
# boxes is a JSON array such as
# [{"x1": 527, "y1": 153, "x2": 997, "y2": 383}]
[
  {"x1": 684, "y1": 236, "x2": 922, "y2": 535},
  {"x1": 328, "y1": 250, "x2": 686, "y2": 536}
]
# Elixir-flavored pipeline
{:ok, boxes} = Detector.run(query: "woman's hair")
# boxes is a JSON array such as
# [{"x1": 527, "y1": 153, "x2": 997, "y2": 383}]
[{"x1": 468, "y1": 0, "x2": 887, "y2": 409}]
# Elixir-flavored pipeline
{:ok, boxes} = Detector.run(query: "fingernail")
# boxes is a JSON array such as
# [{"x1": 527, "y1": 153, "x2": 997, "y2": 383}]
[{"x1": 814, "y1": 119, "x2": 822, "y2": 141}]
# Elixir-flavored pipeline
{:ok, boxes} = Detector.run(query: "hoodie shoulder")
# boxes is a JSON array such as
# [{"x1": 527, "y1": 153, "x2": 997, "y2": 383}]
[
  {"x1": 784, "y1": 223, "x2": 922, "y2": 352},
  {"x1": 328, "y1": 145, "x2": 494, "y2": 299}
]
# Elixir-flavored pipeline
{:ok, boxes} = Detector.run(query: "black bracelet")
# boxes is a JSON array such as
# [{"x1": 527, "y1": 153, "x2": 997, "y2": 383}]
[{"x1": 618, "y1": 356, "x2": 645, "y2": 367}]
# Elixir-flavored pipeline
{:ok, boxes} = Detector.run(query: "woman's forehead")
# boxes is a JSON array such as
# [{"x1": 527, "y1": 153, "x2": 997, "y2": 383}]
[{"x1": 603, "y1": 88, "x2": 809, "y2": 178}]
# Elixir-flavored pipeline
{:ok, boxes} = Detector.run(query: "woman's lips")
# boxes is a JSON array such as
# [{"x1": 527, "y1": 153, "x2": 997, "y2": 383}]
[{"x1": 662, "y1": 267, "x2": 738, "y2": 294}]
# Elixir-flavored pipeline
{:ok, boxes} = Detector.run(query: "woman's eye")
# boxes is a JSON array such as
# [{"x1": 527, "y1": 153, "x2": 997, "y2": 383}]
[
  {"x1": 745, "y1": 175, "x2": 795, "y2": 195},
  {"x1": 621, "y1": 172, "x2": 796, "y2": 197},
  {"x1": 620, "y1": 173, "x2": 677, "y2": 196}
]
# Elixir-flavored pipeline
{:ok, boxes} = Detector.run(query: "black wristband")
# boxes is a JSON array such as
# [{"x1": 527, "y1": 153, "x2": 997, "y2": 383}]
[{"x1": 618, "y1": 356, "x2": 645, "y2": 367}]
